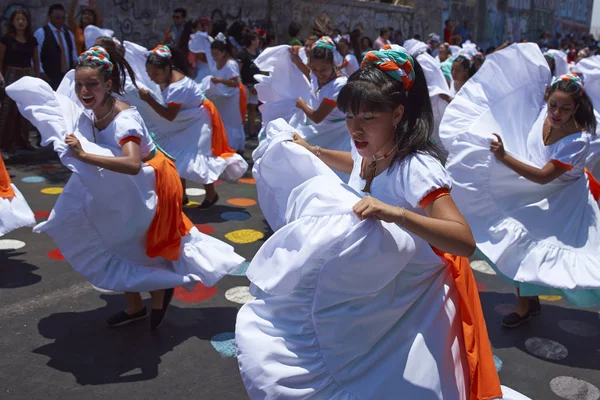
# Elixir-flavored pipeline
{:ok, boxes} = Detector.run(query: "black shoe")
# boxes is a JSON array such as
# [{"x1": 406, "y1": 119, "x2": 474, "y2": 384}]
[
  {"x1": 198, "y1": 194, "x2": 219, "y2": 210},
  {"x1": 502, "y1": 311, "x2": 531, "y2": 328},
  {"x1": 106, "y1": 307, "x2": 148, "y2": 328},
  {"x1": 182, "y1": 196, "x2": 190, "y2": 206},
  {"x1": 150, "y1": 288, "x2": 174, "y2": 330},
  {"x1": 529, "y1": 297, "x2": 541, "y2": 316}
]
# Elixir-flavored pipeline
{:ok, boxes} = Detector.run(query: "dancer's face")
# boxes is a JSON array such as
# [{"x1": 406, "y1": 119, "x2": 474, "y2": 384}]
[
  {"x1": 309, "y1": 58, "x2": 335, "y2": 86},
  {"x1": 211, "y1": 49, "x2": 227, "y2": 63},
  {"x1": 451, "y1": 60, "x2": 469, "y2": 82},
  {"x1": 146, "y1": 64, "x2": 170, "y2": 84},
  {"x1": 345, "y1": 105, "x2": 404, "y2": 159},
  {"x1": 75, "y1": 68, "x2": 112, "y2": 110},
  {"x1": 547, "y1": 91, "x2": 577, "y2": 128}
]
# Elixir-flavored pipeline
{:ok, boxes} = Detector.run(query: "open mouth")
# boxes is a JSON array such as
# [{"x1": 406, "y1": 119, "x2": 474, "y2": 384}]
[
  {"x1": 550, "y1": 117, "x2": 561, "y2": 124},
  {"x1": 354, "y1": 140, "x2": 368, "y2": 149},
  {"x1": 81, "y1": 95, "x2": 95, "y2": 107}
]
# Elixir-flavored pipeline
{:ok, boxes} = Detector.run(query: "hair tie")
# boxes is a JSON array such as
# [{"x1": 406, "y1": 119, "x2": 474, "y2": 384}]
[
  {"x1": 150, "y1": 44, "x2": 172, "y2": 59},
  {"x1": 112, "y1": 37, "x2": 123, "y2": 50},
  {"x1": 312, "y1": 36, "x2": 335, "y2": 51},
  {"x1": 543, "y1": 52, "x2": 555, "y2": 61},
  {"x1": 215, "y1": 32, "x2": 227, "y2": 44},
  {"x1": 361, "y1": 44, "x2": 415, "y2": 92},
  {"x1": 78, "y1": 46, "x2": 113, "y2": 72},
  {"x1": 551, "y1": 74, "x2": 584, "y2": 93}
]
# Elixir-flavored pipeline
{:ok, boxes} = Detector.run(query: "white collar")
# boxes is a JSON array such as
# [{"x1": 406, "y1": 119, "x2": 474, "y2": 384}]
[{"x1": 48, "y1": 22, "x2": 63, "y2": 32}]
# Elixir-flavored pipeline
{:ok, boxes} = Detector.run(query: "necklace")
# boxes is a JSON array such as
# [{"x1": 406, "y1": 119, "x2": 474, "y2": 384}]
[
  {"x1": 92, "y1": 101, "x2": 116, "y2": 143},
  {"x1": 361, "y1": 144, "x2": 398, "y2": 193}
]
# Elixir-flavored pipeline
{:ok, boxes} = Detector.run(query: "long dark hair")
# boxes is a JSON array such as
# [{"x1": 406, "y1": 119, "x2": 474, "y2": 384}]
[
  {"x1": 76, "y1": 44, "x2": 137, "y2": 95},
  {"x1": 337, "y1": 61, "x2": 444, "y2": 167},
  {"x1": 78, "y1": 8, "x2": 98, "y2": 30},
  {"x1": 211, "y1": 36, "x2": 233, "y2": 57},
  {"x1": 177, "y1": 20, "x2": 195, "y2": 56},
  {"x1": 310, "y1": 45, "x2": 334, "y2": 64},
  {"x1": 453, "y1": 55, "x2": 476, "y2": 77},
  {"x1": 146, "y1": 45, "x2": 190, "y2": 77},
  {"x1": 548, "y1": 80, "x2": 597, "y2": 136},
  {"x1": 350, "y1": 29, "x2": 362, "y2": 64},
  {"x1": 7, "y1": 9, "x2": 33, "y2": 39},
  {"x1": 94, "y1": 36, "x2": 125, "y2": 57}
]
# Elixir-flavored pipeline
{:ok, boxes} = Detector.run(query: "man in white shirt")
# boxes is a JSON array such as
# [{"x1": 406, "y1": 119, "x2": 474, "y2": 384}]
[
  {"x1": 34, "y1": 4, "x2": 77, "y2": 90},
  {"x1": 373, "y1": 28, "x2": 392, "y2": 50}
]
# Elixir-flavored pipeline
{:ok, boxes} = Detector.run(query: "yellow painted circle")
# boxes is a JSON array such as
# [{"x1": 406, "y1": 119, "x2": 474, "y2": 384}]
[
  {"x1": 41, "y1": 187, "x2": 63, "y2": 195},
  {"x1": 539, "y1": 295, "x2": 562, "y2": 302},
  {"x1": 225, "y1": 229, "x2": 264, "y2": 244},
  {"x1": 184, "y1": 201, "x2": 201, "y2": 208}
]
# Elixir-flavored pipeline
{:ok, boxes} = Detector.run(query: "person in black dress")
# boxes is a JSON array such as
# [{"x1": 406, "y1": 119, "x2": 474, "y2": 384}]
[{"x1": 236, "y1": 32, "x2": 261, "y2": 139}]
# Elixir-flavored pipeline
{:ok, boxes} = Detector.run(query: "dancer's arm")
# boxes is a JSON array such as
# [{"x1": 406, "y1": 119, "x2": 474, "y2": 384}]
[
  {"x1": 290, "y1": 46, "x2": 310, "y2": 80},
  {"x1": 65, "y1": 134, "x2": 142, "y2": 175},
  {"x1": 491, "y1": 133, "x2": 567, "y2": 184},
  {"x1": 295, "y1": 98, "x2": 336, "y2": 124},
  {"x1": 292, "y1": 133, "x2": 354, "y2": 174},
  {"x1": 211, "y1": 76, "x2": 239, "y2": 87},
  {"x1": 138, "y1": 88, "x2": 180, "y2": 121}
]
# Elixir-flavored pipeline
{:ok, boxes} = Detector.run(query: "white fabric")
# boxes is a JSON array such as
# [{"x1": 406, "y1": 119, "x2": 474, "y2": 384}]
[
  {"x1": 189, "y1": 31, "x2": 216, "y2": 82},
  {"x1": 341, "y1": 53, "x2": 360, "y2": 77},
  {"x1": 6, "y1": 77, "x2": 244, "y2": 292},
  {"x1": 83, "y1": 25, "x2": 114, "y2": 50},
  {"x1": 439, "y1": 43, "x2": 600, "y2": 291},
  {"x1": 202, "y1": 60, "x2": 245, "y2": 151},
  {"x1": 546, "y1": 49, "x2": 570, "y2": 76},
  {"x1": 0, "y1": 183, "x2": 35, "y2": 237},
  {"x1": 298, "y1": 46, "x2": 308, "y2": 65},
  {"x1": 449, "y1": 45, "x2": 461, "y2": 58},
  {"x1": 238, "y1": 119, "x2": 476, "y2": 399},
  {"x1": 572, "y1": 55, "x2": 600, "y2": 176}
]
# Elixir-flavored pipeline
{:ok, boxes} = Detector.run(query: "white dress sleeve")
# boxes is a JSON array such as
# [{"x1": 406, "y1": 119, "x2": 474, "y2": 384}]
[
  {"x1": 223, "y1": 59, "x2": 240, "y2": 80},
  {"x1": 550, "y1": 133, "x2": 589, "y2": 171},
  {"x1": 113, "y1": 113, "x2": 146, "y2": 146},
  {"x1": 163, "y1": 82, "x2": 189, "y2": 107},
  {"x1": 319, "y1": 76, "x2": 347, "y2": 106},
  {"x1": 398, "y1": 153, "x2": 453, "y2": 208},
  {"x1": 343, "y1": 54, "x2": 360, "y2": 76}
]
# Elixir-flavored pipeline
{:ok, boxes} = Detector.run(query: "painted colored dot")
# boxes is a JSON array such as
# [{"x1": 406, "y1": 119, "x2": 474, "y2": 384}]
[
  {"x1": 195, "y1": 224, "x2": 216, "y2": 235},
  {"x1": 475, "y1": 281, "x2": 487, "y2": 292},
  {"x1": 225, "y1": 286, "x2": 256, "y2": 304},
  {"x1": 494, "y1": 304, "x2": 515, "y2": 316},
  {"x1": 0, "y1": 239, "x2": 26, "y2": 250},
  {"x1": 174, "y1": 283, "x2": 217, "y2": 303},
  {"x1": 558, "y1": 320, "x2": 599, "y2": 338},
  {"x1": 47, "y1": 249, "x2": 65, "y2": 261},
  {"x1": 525, "y1": 337, "x2": 568, "y2": 361},
  {"x1": 239, "y1": 177, "x2": 256, "y2": 185},
  {"x1": 225, "y1": 229, "x2": 264, "y2": 244},
  {"x1": 550, "y1": 376, "x2": 600, "y2": 400},
  {"x1": 34, "y1": 211, "x2": 51, "y2": 219},
  {"x1": 210, "y1": 332, "x2": 236, "y2": 358},
  {"x1": 227, "y1": 198, "x2": 257, "y2": 207},
  {"x1": 493, "y1": 355, "x2": 503, "y2": 372},
  {"x1": 38, "y1": 165, "x2": 60, "y2": 173},
  {"x1": 215, "y1": 180, "x2": 223, "y2": 185},
  {"x1": 186, "y1": 188, "x2": 206, "y2": 197},
  {"x1": 184, "y1": 201, "x2": 201, "y2": 208},
  {"x1": 470, "y1": 260, "x2": 496, "y2": 275},
  {"x1": 221, "y1": 211, "x2": 251, "y2": 221},
  {"x1": 230, "y1": 261, "x2": 250, "y2": 277},
  {"x1": 539, "y1": 295, "x2": 563, "y2": 302},
  {"x1": 21, "y1": 176, "x2": 46, "y2": 183},
  {"x1": 41, "y1": 187, "x2": 63, "y2": 195}
]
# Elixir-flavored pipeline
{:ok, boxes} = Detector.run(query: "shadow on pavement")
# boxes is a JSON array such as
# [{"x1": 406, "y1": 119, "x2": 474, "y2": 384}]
[{"x1": 0, "y1": 250, "x2": 41, "y2": 289}]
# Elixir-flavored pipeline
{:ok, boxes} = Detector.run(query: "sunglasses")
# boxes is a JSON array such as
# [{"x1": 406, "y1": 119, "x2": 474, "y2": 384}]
[
  {"x1": 172, "y1": 15, "x2": 182, "y2": 19},
  {"x1": 51, "y1": 15, "x2": 66, "y2": 19}
]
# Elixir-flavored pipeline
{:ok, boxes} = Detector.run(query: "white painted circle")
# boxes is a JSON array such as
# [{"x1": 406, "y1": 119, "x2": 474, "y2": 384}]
[
  {"x1": 558, "y1": 320, "x2": 599, "y2": 338},
  {"x1": 186, "y1": 188, "x2": 206, "y2": 197},
  {"x1": 550, "y1": 376, "x2": 600, "y2": 400},
  {"x1": 225, "y1": 286, "x2": 256, "y2": 305},
  {"x1": 0, "y1": 239, "x2": 26, "y2": 250},
  {"x1": 470, "y1": 260, "x2": 496, "y2": 275},
  {"x1": 525, "y1": 337, "x2": 568, "y2": 361}
]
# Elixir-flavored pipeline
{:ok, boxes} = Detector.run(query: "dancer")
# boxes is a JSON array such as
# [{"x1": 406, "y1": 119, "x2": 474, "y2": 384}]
[
  {"x1": 7, "y1": 46, "x2": 244, "y2": 329},
  {"x1": 140, "y1": 44, "x2": 247, "y2": 207},
  {"x1": 237, "y1": 44, "x2": 508, "y2": 400},
  {"x1": 440, "y1": 43, "x2": 600, "y2": 328},
  {"x1": 450, "y1": 53, "x2": 475, "y2": 96},
  {"x1": 0, "y1": 154, "x2": 35, "y2": 236},
  {"x1": 336, "y1": 35, "x2": 359, "y2": 77}
]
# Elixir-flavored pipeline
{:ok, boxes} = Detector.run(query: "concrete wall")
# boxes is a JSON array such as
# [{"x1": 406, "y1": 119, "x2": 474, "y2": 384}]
[{"x1": 0, "y1": 0, "x2": 443, "y2": 50}]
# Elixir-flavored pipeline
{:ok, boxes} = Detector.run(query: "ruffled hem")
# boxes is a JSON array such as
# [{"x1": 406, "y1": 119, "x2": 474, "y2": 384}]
[
  {"x1": 168, "y1": 148, "x2": 247, "y2": 184},
  {"x1": 0, "y1": 184, "x2": 36, "y2": 236},
  {"x1": 224, "y1": 125, "x2": 246, "y2": 152},
  {"x1": 440, "y1": 43, "x2": 600, "y2": 291}
]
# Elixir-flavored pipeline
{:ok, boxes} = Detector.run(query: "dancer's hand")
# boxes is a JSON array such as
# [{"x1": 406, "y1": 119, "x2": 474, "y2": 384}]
[
  {"x1": 295, "y1": 97, "x2": 306, "y2": 109},
  {"x1": 138, "y1": 88, "x2": 152, "y2": 102},
  {"x1": 292, "y1": 132, "x2": 313, "y2": 152},
  {"x1": 353, "y1": 196, "x2": 402, "y2": 223},
  {"x1": 65, "y1": 133, "x2": 86, "y2": 160},
  {"x1": 490, "y1": 133, "x2": 505, "y2": 159},
  {"x1": 289, "y1": 46, "x2": 303, "y2": 66}
]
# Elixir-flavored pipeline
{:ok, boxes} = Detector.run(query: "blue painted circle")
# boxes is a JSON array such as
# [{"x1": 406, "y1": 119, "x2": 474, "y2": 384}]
[
  {"x1": 230, "y1": 261, "x2": 250, "y2": 277},
  {"x1": 210, "y1": 332, "x2": 236, "y2": 358},
  {"x1": 493, "y1": 355, "x2": 503, "y2": 372},
  {"x1": 221, "y1": 211, "x2": 251, "y2": 221},
  {"x1": 21, "y1": 176, "x2": 46, "y2": 183}
]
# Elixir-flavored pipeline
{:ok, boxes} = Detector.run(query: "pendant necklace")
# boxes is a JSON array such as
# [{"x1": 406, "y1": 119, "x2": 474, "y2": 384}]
[{"x1": 361, "y1": 144, "x2": 398, "y2": 193}]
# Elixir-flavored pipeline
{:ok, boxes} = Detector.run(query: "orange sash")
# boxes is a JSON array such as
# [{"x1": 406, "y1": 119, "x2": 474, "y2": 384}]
[
  {"x1": 0, "y1": 154, "x2": 15, "y2": 199},
  {"x1": 239, "y1": 82, "x2": 248, "y2": 123},
  {"x1": 433, "y1": 249, "x2": 502, "y2": 400},
  {"x1": 144, "y1": 150, "x2": 194, "y2": 261},
  {"x1": 202, "y1": 99, "x2": 236, "y2": 159},
  {"x1": 585, "y1": 168, "x2": 600, "y2": 202}
]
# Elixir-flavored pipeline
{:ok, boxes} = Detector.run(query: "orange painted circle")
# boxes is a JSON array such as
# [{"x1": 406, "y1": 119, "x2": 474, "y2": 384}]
[
  {"x1": 227, "y1": 198, "x2": 257, "y2": 207},
  {"x1": 239, "y1": 177, "x2": 256, "y2": 185},
  {"x1": 195, "y1": 224, "x2": 216, "y2": 235},
  {"x1": 174, "y1": 283, "x2": 218, "y2": 303},
  {"x1": 34, "y1": 211, "x2": 51, "y2": 219}
]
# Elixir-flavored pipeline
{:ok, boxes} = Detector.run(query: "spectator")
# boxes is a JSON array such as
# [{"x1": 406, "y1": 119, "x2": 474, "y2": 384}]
[
  {"x1": 288, "y1": 22, "x2": 303, "y2": 46},
  {"x1": 236, "y1": 32, "x2": 262, "y2": 138},
  {"x1": 443, "y1": 19, "x2": 454, "y2": 44},
  {"x1": 227, "y1": 20, "x2": 247, "y2": 55},
  {"x1": 373, "y1": 28, "x2": 392, "y2": 50},
  {"x1": 457, "y1": 21, "x2": 471, "y2": 41},
  {"x1": 163, "y1": 8, "x2": 187, "y2": 46},
  {"x1": 264, "y1": 31, "x2": 277, "y2": 48},
  {"x1": 349, "y1": 28, "x2": 363, "y2": 65},
  {"x1": 199, "y1": 16, "x2": 213, "y2": 36},
  {"x1": 428, "y1": 33, "x2": 440, "y2": 57},
  {"x1": 211, "y1": 20, "x2": 228, "y2": 39},
  {"x1": 360, "y1": 36, "x2": 373, "y2": 58},
  {"x1": 413, "y1": 33, "x2": 421, "y2": 41},
  {"x1": 68, "y1": 0, "x2": 102, "y2": 53},
  {"x1": 0, "y1": 8, "x2": 40, "y2": 151},
  {"x1": 391, "y1": 29, "x2": 403, "y2": 45},
  {"x1": 178, "y1": 20, "x2": 196, "y2": 76},
  {"x1": 34, "y1": 4, "x2": 77, "y2": 90}
]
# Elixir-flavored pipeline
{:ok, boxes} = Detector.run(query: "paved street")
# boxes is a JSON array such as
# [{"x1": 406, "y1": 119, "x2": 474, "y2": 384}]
[{"x1": 0, "y1": 142, "x2": 599, "y2": 400}]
